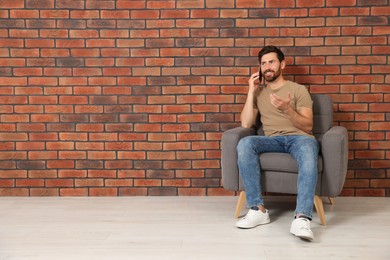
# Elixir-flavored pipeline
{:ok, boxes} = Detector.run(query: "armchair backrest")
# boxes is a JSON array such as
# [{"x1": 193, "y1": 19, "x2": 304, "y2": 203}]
[
  {"x1": 311, "y1": 94, "x2": 333, "y2": 139},
  {"x1": 256, "y1": 94, "x2": 334, "y2": 140}
]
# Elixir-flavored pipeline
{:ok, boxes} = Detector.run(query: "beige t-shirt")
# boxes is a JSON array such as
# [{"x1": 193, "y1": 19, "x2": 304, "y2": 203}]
[{"x1": 254, "y1": 81, "x2": 313, "y2": 137}]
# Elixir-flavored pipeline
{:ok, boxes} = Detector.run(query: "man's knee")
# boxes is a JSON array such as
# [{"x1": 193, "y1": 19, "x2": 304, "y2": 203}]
[
  {"x1": 237, "y1": 136, "x2": 254, "y2": 153},
  {"x1": 298, "y1": 138, "x2": 318, "y2": 153}
]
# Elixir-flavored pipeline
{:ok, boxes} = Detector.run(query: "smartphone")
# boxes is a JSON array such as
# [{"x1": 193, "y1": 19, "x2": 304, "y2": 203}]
[{"x1": 258, "y1": 66, "x2": 262, "y2": 83}]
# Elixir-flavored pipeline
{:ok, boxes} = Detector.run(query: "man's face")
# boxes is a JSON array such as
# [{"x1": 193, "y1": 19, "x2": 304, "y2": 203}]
[{"x1": 259, "y1": 52, "x2": 284, "y2": 82}]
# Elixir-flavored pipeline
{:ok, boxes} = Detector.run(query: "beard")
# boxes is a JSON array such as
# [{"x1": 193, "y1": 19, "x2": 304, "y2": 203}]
[{"x1": 262, "y1": 67, "x2": 282, "y2": 82}]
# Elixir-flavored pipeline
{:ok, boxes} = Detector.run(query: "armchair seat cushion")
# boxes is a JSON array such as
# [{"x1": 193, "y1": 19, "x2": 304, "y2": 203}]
[{"x1": 259, "y1": 153, "x2": 323, "y2": 173}]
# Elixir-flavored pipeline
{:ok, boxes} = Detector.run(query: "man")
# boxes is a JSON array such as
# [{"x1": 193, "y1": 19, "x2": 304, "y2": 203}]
[{"x1": 236, "y1": 45, "x2": 319, "y2": 241}]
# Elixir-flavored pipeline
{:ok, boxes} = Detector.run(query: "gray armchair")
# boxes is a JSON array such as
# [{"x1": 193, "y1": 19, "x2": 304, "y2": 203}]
[{"x1": 221, "y1": 94, "x2": 348, "y2": 225}]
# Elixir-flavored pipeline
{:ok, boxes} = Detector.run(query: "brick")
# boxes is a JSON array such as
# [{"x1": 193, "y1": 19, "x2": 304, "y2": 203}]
[
  {"x1": 89, "y1": 188, "x2": 118, "y2": 196},
  {"x1": 10, "y1": 10, "x2": 39, "y2": 18},
  {"x1": 40, "y1": 29, "x2": 69, "y2": 38},
  {"x1": 163, "y1": 179, "x2": 190, "y2": 187},
  {"x1": 149, "y1": 187, "x2": 177, "y2": 196},
  {"x1": 86, "y1": 0, "x2": 115, "y2": 9},
  {"x1": 191, "y1": 178, "x2": 220, "y2": 187},
  {"x1": 340, "y1": 7, "x2": 369, "y2": 16},
  {"x1": 359, "y1": 0, "x2": 387, "y2": 6},
  {"x1": 358, "y1": 56, "x2": 386, "y2": 65},
  {"x1": 56, "y1": 0, "x2": 84, "y2": 9},
  {"x1": 327, "y1": 0, "x2": 356, "y2": 6},
  {"x1": 134, "y1": 179, "x2": 161, "y2": 187},
  {"x1": 10, "y1": 29, "x2": 39, "y2": 38},
  {"x1": 0, "y1": 11, "x2": 8, "y2": 18},
  {"x1": 27, "y1": 20, "x2": 56, "y2": 29},
  {"x1": 326, "y1": 56, "x2": 356, "y2": 65},
  {"x1": 177, "y1": 0, "x2": 204, "y2": 8},
  {"x1": 206, "y1": 0, "x2": 234, "y2": 8},
  {"x1": 296, "y1": 0, "x2": 324, "y2": 7},
  {"x1": 119, "y1": 187, "x2": 147, "y2": 196},
  {"x1": 266, "y1": 18, "x2": 295, "y2": 27},
  {"x1": 0, "y1": 0, "x2": 24, "y2": 8},
  {"x1": 371, "y1": 6, "x2": 390, "y2": 15},
  {"x1": 266, "y1": 0, "x2": 295, "y2": 7},
  {"x1": 147, "y1": 133, "x2": 175, "y2": 142},
  {"x1": 147, "y1": 20, "x2": 174, "y2": 29},
  {"x1": 56, "y1": 21, "x2": 84, "y2": 31},
  {"x1": 161, "y1": 10, "x2": 189, "y2": 18},
  {"x1": 165, "y1": 160, "x2": 192, "y2": 169},
  {"x1": 311, "y1": 27, "x2": 340, "y2": 36},
  {"x1": 75, "y1": 178, "x2": 104, "y2": 187},
  {"x1": 40, "y1": 10, "x2": 69, "y2": 18},
  {"x1": 249, "y1": 28, "x2": 279, "y2": 37},
  {"x1": 327, "y1": 17, "x2": 357, "y2": 26},
  {"x1": 373, "y1": 26, "x2": 390, "y2": 35},
  {"x1": 88, "y1": 20, "x2": 116, "y2": 29},
  {"x1": 162, "y1": 124, "x2": 190, "y2": 132},
  {"x1": 249, "y1": 9, "x2": 279, "y2": 18},
  {"x1": 131, "y1": 10, "x2": 158, "y2": 19},
  {"x1": 105, "y1": 179, "x2": 133, "y2": 187},
  {"x1": 71, "y1": 10, "x2": 99, "y2": 19},
  {"x1": 12, "y1": 49, "x2": 40, "y2": 57},
  {"x1": 356, "y1": 112, "x2": 384, "y2": 121},
  {"x1": 0, "y1": 39, "x2": 24, "y2": 48},
  {"x1": 281, "y1": 28, "x2": 310, "y2": 37},
  {"x1": 100, "y1": 30, "x2": 129, "y2": 38},
  {"x1": 265, "y1": 38, "x2": 294, "y2": 46},
  {"x1": 342, "y1": 65, "x2": 371, "y2": 74},
  {"x1": 343, "y1": 27, "x2": 372, "y2": 35},
  {"x1": 42, "y1": 49, "x2": 71, "y2": 57},
  {"x1": 325, "y1": 36, "x2": 355, "y2": 45},
  {"x1": 60, "y1": 188, "x2": 88, "y2": 196},
  {"x1": 70, "y1": 30, "x2": 99, "y2": 38},
  {"x1": 357, "y1": 36, "x2": 387, "y2": 45},
  {"x1": 220, "y1": 10, "x2": 248, "y2": 18},
  {"x1": 26, "y1": 39, "x2": 55, "y2": 48},
  {"x1": 116, "y1": 0, "x2": 145, "y2": 9},
  {"x1": 237, "y1": 0, "x2": 265, "y2": 8},
  {"x1": 355, "y1": 75, "x2": 384, "y2": 84},
  {"x1": 297, "y1": 18, "x2": 325, "y2": 27},
  {"x1": 56, "y1": 39, "x2": 85, "y2": 48}
]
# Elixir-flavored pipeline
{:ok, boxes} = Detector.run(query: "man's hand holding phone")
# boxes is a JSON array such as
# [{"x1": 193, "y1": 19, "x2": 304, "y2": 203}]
[{"x1": 248, "y1": 68, "x2": 262, "y2": 94}]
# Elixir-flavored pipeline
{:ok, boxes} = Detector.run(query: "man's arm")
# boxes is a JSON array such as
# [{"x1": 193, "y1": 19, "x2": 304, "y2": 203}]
[
  {"x1": 284, "y1": 106, "x2": 313, "y2": 134},
  {"x1": 270, "y1": 93, "x2": 313, "y2": 134},
  {"x1": 240, "y1": 95, "x2": 258, "y2": 128},
  {"x1": 240, "y1": 72, "x2": 261, "y2": 128}
]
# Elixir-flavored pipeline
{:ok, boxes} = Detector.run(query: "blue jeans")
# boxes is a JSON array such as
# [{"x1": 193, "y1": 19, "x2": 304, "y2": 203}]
[{"x1": 237, "y1": 135, "x2": 319, "y2": 219}]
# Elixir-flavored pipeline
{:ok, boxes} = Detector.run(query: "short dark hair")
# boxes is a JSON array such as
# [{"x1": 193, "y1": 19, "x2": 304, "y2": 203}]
[{"x1": 258, "y1": 45, "x2": 285, "y2": 63}]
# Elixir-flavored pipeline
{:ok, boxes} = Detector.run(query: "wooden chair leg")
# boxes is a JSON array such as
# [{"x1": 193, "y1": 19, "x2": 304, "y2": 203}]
[
  {"x1": 234, "y1": 191, "x2": 246, "y2": 219},
  {"x1": 313, "y1": 195, "x2": 326, "y2": 226},
  {"x1": 328, "y1": 197, "x2": 335, "y2": 205}
]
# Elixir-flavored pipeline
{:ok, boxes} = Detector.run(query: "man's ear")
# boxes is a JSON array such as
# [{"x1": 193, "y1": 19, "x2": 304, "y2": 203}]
[{"x1": 281, "y1": 60, "x2": 286, "y2": 70}]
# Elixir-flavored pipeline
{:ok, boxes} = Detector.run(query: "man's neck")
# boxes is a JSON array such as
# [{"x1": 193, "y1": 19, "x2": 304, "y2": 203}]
[{"x1": 266, "y1": 76, "x2": 286, "y2": 90}]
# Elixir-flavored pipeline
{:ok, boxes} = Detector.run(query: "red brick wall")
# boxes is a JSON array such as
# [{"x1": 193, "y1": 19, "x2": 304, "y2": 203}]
[{"x1": 0, "y1": 0, "x2": 389, "y2": 196}]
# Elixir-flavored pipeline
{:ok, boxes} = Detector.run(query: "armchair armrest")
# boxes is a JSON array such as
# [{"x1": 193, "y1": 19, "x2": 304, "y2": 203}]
[
  {"x1": 321, "y1": 126, "x2": 349, "y2": 196},
  {"x1": 221, "y1": 126, "x2": 256, "y2": 191}
]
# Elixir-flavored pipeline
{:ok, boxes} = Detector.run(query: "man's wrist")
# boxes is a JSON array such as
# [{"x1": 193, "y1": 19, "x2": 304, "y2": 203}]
[{"x1": 282, "y1": 106, "x2": 290, "y2": 113}]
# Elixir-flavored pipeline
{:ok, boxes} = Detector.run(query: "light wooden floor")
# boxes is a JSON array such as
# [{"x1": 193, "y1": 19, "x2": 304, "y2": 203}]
[{"x1": 0, "y1": 196, "x2": 389, "y2": 260}]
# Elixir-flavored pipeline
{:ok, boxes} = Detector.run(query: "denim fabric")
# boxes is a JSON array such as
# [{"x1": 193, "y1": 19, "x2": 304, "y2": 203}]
[{"x1": 236, "y1": 135, "x2": 319, "y2": 219}]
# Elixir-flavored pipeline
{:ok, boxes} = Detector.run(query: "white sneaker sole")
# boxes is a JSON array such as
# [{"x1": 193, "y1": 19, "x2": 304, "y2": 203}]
[
  {"x1": 236, "y1": 219, "x2": 270, "y2": 229},
  {"x1": 290, "y1": 230, "x2": 314, "y2": 241}
]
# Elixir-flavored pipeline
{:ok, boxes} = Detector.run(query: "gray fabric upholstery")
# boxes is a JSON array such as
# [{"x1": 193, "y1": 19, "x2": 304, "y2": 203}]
[{"x1": 221, "y1": 94, "x2": 348, "y2": 197}]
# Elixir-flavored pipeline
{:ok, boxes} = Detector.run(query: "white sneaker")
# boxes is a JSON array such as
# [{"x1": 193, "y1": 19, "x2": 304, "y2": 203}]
[
  {"x1": 236, "y1": 209, "x2": 270, "y2": 229},
  {"x1": 290, "y1": 218, "x2": 314, "y2": 241}
]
